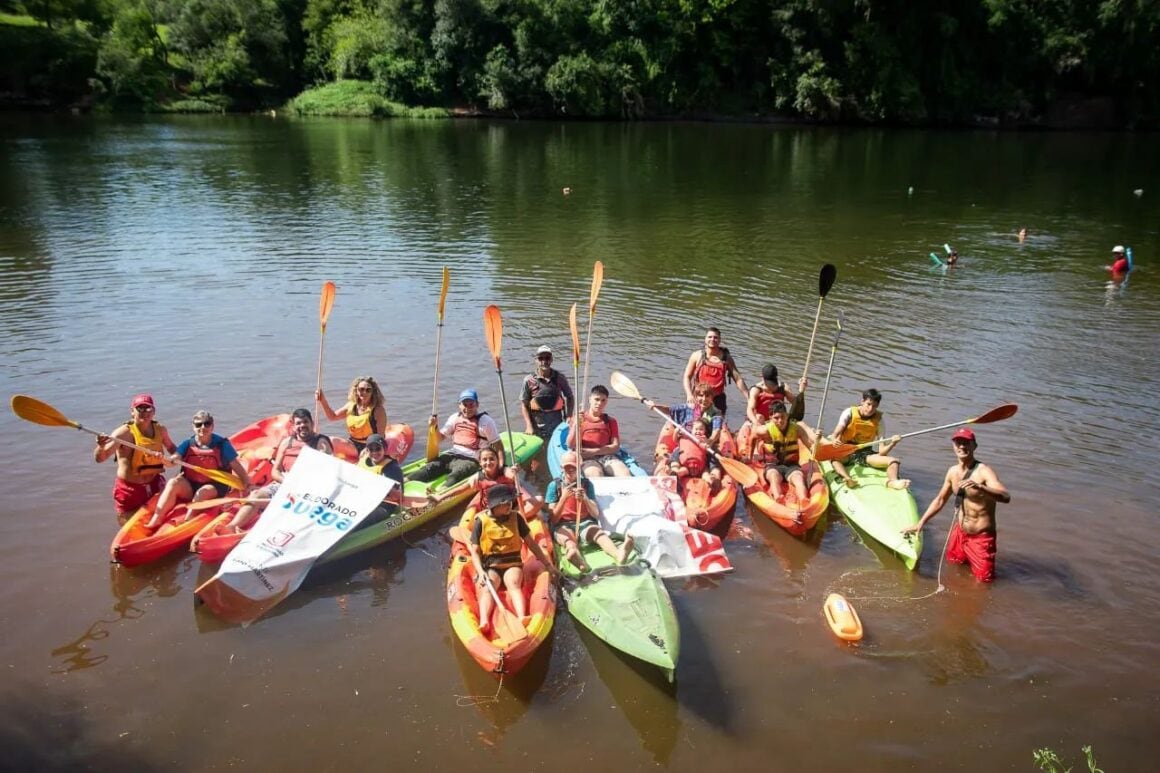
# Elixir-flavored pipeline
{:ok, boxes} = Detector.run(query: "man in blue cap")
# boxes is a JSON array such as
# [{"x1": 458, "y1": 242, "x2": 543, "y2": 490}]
[{"x1": 412, "y1": 387, "x2": 501, "y2": 486}]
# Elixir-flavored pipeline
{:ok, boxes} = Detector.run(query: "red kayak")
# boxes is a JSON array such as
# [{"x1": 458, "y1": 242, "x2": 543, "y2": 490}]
[
  {"x1": 111, "y1": 495, "x2": 220, "y2": 567},
  {"x1": 654, "y1": 423, "x2": 739, "y2": 531}
]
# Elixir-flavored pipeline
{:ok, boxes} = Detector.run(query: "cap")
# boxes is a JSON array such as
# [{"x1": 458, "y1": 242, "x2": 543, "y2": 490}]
[
  {"x1": 536, "y1": 345, "x2": 553, "y2": 356},
  {"x1": 1112, "y1": 245, "x2": 1125, "y2": 254},
  {"x1": 486, "y1": 484, "x2": 517, "y2": 509},
  {"x1": 131, "y1": 393, "x2": 155, "y2": 409},
  {"x1": 365, "y1": 433, "x2": 386, "y2": 448},
  {"x1": 761, "y1": 364, "x2": 779, "y2": 383},
  {"x1": 458, "y1": 388, "x2": 479, "y2": 403},
  {"x1": 951, "y1": 428, "x2": 976, "y2": 443},
  {"x1": 560, "y1": 450, "x2": 579, "y2": 468}
]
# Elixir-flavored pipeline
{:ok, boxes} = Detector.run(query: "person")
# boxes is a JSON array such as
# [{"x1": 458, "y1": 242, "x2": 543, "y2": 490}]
[
  {"x1": 315, "y1": 376, "x2": 388, "y2": 453},
  {"x1": 427, "y1": 445, "x2": 536, "y2": 511},
  {"x1": 468, "y1": 484, "x2": 560, "y2": 634},
  {"x1": 352, "y1": 433, "x2": 405, "y2": 531},
  {"x1": 644, "y1": 381, "x2": 724, "y2": 455},
  {"x1": 754, "y1": 402, "x2": 820, "y2": 507},
  {"x1": 828, "y1": 389, "x2": 910, "y2": 490},
  {"x1": 682, "y1": 327, "x2": 748, "y2": 414},
  {"x1": 519, "y1": 345, "x2": 574, "y2": 442},
  {"x1": 1017, "y1": 228, "x2": 1027, "y2": 244},
  {"x1": 946, "y1": 248, "x2": 959, "y2": 266},
  {"x1": 655, "y1": 417, "x2": 720, "y2": 494},
  {"x1": 226, "y1": 409, "x2": 334, "y2": 532},
  {"x1": 1109, "y1": 245, "x2": 1130, "y2": 275},
  {"x1": 545, "y1": 451, "x2": 634, "y2": 571},
  {"x1": 94, "y1": 393, "x2": 178, "y2": 519},
  {"x1": 746, "y1": 364, "x2": 807, "y2": 425},
  {"x1": 146, "y1": 410, "x2": 252, "y2": 528},
  {"x1": 412, "y1": 388, "x2": 500, "y2": 487},
  {"x1": 566, "y1": 385, "x2": 630, "y2": 477},
  {"x1": 902, "y1": 428, "x2": 1010, "y2": 582}
]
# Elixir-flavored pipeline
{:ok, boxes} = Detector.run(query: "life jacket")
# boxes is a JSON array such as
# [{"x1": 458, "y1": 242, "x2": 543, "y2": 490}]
[
  {"x1": 280, "y1": 433, "x2": 325, "y2": 473},
  {"x1": 182, "y1": 435, "x2": 228, "y2": 485},
  {"x1": 346, "y1": 406, "x2": 379, "y2": 443},
  {"x1": 527, "y1": 371, "x2": 566, "y2": 412},
  {"x1": 477, "y1": 513, "x2": 523, "y2": 566},
  {"x1": 450, "y1": 411, "x2": 490, "y2": 450},
  {"x1": 839, "y1": 406, "x2": 881, "y2": 445},
  {"x1": 358, "y1": 453, "x2": 387, "y2": 475},
  {"x1": 469, "y1": 471, "x2": 516, "y2": 510},
  {"x1": 753, "y1": 384, "x2": 788, "y2": 420},
  {"x1": 765, "y1": 421, "x2": 800, "y2": 465},
  {"x1": 695, "y1": 347, "x2": 732, "y2": 395},
  {"x1": 127, "y1": 420, "x2": 166, "y2": 477},
  {"x1": 678, "y1": 438, "x2": 708, "y2": 478},
  {"x1": 578, "y1": 412, "x2": 613, "y2": 449},
  {"x1": 550, "y1": 477, "x2": 592, "y2": 523}
]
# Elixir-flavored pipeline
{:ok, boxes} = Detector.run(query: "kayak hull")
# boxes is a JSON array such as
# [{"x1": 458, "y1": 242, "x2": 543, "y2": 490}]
[
  {"x1": 821, "y1": 460, "x2": 922, "y2": 570},
  {"x1": 111, "y1": 495, "x2": 218, "y2": 567},
  {"x1": 736, "y1": 426, "x2": 829, "y2": 536}
]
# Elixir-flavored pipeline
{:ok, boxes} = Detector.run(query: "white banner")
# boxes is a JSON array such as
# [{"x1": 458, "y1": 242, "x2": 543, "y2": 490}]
[
  {"x1": 590, "y1": 476, "x2": 733, "y2": 578},
  {"x1": 196, "y1": 447, "x2": 395, "y2": 625}
]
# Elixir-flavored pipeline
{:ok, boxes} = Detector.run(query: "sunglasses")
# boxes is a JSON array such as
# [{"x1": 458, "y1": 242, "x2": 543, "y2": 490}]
[
  {"x1": 356, "y1": 386, "x2": 372, "y2": 393},
  {"x1": 193, "y1": 421, "x2": 212, "y2": 428},
  {"x1": 135, "y1": 405, "x2": 154, "y2": 413}
]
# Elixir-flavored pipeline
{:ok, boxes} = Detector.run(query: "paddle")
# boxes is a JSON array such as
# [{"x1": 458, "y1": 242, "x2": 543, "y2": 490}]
[
  {"x1": 568, "y1": 302, "x2": 583, "y2": 536},
  {"x1": 482, "y1": 304, "x2": 519, "y2": 471},
  {"x1": 186, "y1": 495, "x2": 263, "y2": 512},
  {"x1": 608, "y1": 372, "x2": 758, "y2": 489},
  {"x1": 427, "y1": 267, "x2": 451, "y2": 461},
  {"x1": 579, "y1": 261, "x2": 604, "y2": 403},
  {"x1": 315, "y1": 281, "x2": 336, "y2": 425},
  {"x1": 449, "y1": 525, "x2": 527, "y2": 643},
  {"x1": 818, "y1": 403, "x2": 1019, "y2": 461},
  {"x1": 800, "y1": 264, "x2": 838, "y2": 383},
  {"x1": 814, "y1": 310, "x2": 845, "y2": 433},
  {"x1": 10, "y1": 395, "x2": 244, "y2": 490}
]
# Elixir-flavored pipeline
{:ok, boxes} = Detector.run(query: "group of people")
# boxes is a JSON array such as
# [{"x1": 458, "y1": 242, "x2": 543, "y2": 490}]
[{"x1": 96, "y1": 326, "x2": 1010, "y2": 585}]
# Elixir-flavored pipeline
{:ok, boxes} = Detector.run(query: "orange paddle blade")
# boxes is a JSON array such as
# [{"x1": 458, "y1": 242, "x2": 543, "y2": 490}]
[
  {"x1": 437, "y1": 267, "x2": 450, "y2": 318},
  {"x1": 10, "y1": 395, "x2": 76, "y2": 428},
  {"x1": 717, "y1": 455, "x2": 758, "y2": 489},
  {"x1": 569, "y1": 303, "x2": 580, "y2": 364},
  {"x1": 319, "y1": 281, "x2": 336, "y2": 327},
  {"x1": 973, "y1": 403, "x2": 1018, "y2": 424},
  {"x1": 588, "y1": 261, "x2": 604, "y2": 311},
  {"x1": 483, "y1": 305, "x2": 503, "y2": 363},
  {"x1": 813, "y1": 441, "x2": 857, "y2": 462}
]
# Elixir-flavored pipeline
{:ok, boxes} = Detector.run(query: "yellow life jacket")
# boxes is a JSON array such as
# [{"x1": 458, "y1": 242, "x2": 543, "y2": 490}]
[
  {"x1": 358, "y1": 453, "x2": 386, "y2": 475},
  {"x1": 346, "y1": 406, "x2": 377, "y2": 443},
  {"x1": 839, "y1": 405, "x2": 881, "y2": 445},
  {"x1": 127, "y1": 420, "x2": 166, "y2": 477},
  {"x1": 766, "y1": 421, "x2": 800, "y2": 465},
  {"x1": 477, "y1": 513, "x2": 522, "y2": 566}
]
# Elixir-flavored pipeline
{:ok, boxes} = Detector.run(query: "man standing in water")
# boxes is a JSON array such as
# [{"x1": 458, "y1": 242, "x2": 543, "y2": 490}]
[
  {"x1": 902, "y1": 428, "x2": 1011, "y2": 582},
  {"x1": 682, "y1": 327, "x2": 748, "y2": 415},
  {"x1": 94, "y1": 394, "x2": 178, "y2": 519}
]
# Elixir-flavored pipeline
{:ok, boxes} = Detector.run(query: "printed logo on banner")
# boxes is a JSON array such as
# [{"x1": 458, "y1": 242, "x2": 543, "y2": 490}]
[
  {"x1": 266, "y1": 531, "x2": 295, "y2": 548},
  {"x1": 281, "y1": 492, "x2": 358, "y2": 531}
]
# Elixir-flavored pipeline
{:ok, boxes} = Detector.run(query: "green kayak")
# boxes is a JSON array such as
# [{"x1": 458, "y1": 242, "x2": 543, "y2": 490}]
[
  {"x1": 319, "y1": 432, "x2": 543, "y2": 565},
  {"x1": 560, "y1": 538, "x2": 680, "y2": 681},
  {"x1": 821, "y1": 461, "x2": 923, "y2": 570}
]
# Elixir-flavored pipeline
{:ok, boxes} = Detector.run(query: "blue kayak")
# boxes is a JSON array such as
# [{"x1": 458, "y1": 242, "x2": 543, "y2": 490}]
[{"x1": 546, "y1": 421, "x2": 648, "y2": 478}]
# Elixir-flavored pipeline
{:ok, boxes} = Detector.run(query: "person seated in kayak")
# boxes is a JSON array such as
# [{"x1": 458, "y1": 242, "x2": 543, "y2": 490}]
[
  {"x1": 828, "y1": 389, "x2": 910, "y2": 490},
  {"x1": 226, "y1": 409, "x2": 334, "y2": 532},
  {"x1": 755, "y1": 402, "x2": 821, "y2": 507},
  {"x1": 413, "y1": 388, "x2": 501, "y2": 488},
  {"x1": 426, "y1": 446, "x2": 538, "y2": 514},
  {"x1": 682, "y1": 327, "x2": 748, "y2": 415},
  {"x1": 644, "y1": 382, "x2": 724, "y2": 460},
  {"x1": 315, "y1": 376, "x2": 388, "y2": 453},
  {"x1": 746, "y1": 364, "x2": 807, "y2": 426},
  {"x1": 567, "y1": 385, "x2": 631, "y2": 477},
  {"x1": 469, "y1": 484, "x2": 560, "y2": 634},
  {"x1": 352, "y1": 433, "x2": 405, "y2": 532},
  {"x1": 1108, "y1": 245, "x2": 1130, "y2": 275},
  {"x1": 902, "y1": 428, "x2": 1011, "y2": 582},
  {"x1": 520, "y1": 345, "x2": 574, "y2": 442},
  {"x1": 546, "y1": 451, "x2": 634, "y2": 571},
  {"x1": 146, "y1": 410, "x2": 252, "y2": 529},
  {"x1": 656, "y1": 418, "x2": 721, "y2": 494},
  {"x1": 94, "y1": 393, "x2": 178, "y2": 520}
]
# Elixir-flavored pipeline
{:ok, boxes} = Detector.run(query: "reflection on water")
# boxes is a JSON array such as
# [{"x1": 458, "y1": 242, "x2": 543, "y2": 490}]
[
  {"x1": 451, "y1": 629, "x2": 552, "y2": 746},
  {"x1": 746, "y1": 502, "x2": 828, "y2": 577}
]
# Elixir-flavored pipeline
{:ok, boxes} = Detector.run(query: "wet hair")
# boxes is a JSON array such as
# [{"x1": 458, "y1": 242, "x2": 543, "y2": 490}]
[
  {"x1": 192, "y1": 410, "x2": 213, "y2": 424},
  {"x1": 291, "y1": 408, "x2": 313, "y2": 423},
  {"x1": 769, "y1": 401, "x2": 788, "y2": 415},
  {"x1": 862, "y1": 389, "x2": 882, "y2": 405},
  {"x1": 590, "y1": 385, "x2": 609, "y2": 397}
]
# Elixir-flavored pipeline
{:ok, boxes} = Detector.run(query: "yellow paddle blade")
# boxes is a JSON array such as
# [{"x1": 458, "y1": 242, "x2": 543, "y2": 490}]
[
  {"x1": 483, "y1": 305, "x2": 503, "y2": 363},
  {"x1": 569, "y1": 303, "x2": 580, "y2": 365},
  {"x1": 10, "y1": 395, "x2": 78, "y2": 428},
  {"x1": 588, "y1": 261, "x2": 604, "y2": 311},
  {"x1": 425, "y1": 423, "x2": 440, "y2": 462},
  {"x1": 319, "y1": 281, "x2": 336, "y2": 327},
  {"x1": 608, "y1": 371, "x2": 641, "y2": 400},
  {"x1": 437, "y1": 266, "x2": 450, "y2": 318},
  {"x1": 193, "y1": 466, "x2": 245, "y2": 491}
]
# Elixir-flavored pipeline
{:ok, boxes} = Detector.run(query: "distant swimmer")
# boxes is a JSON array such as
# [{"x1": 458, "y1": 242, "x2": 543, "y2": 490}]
[
  {"x1": 1108, "y1": 245, "x2": 1131, "y2": 276},
  {"x1": 1017, "y1": 228, "x2": 1027, "y2": 243},
  {"x1": 946, "y1": 247, "x2": 959, "y2": 266}
]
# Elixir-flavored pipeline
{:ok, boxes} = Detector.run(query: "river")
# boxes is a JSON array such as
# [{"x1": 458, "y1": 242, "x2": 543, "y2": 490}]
[{"x1": 0, "y1": 115, "x2": 1157, "y2": 771}]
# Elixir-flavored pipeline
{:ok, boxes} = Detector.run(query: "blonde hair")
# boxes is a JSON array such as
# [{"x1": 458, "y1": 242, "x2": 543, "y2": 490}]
[{"x1": 347, "y1": 376, "x2": 385, "y2": 410}]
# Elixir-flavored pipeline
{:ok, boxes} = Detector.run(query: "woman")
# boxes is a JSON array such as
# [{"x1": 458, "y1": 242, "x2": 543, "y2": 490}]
[
  {"x1": 427, "y1": 446, "x2": 537, "y2": 514},
  {"x1": 316, "y1": 376, "x2": 388, "y2": 452}
]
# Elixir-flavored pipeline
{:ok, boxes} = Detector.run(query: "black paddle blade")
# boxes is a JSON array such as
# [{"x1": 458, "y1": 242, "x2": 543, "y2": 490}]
[{"x1": 819, "y1": 264, "x2": 837, "y2": 298}]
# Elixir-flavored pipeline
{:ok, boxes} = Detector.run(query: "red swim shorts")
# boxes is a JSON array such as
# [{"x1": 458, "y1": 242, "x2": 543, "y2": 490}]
[
  {"x1": 945, "y1": 520, "x2": 996, "y2": 582},
  {"x1": 113, "y1": 474, "x2": 164, "y2": 515}
]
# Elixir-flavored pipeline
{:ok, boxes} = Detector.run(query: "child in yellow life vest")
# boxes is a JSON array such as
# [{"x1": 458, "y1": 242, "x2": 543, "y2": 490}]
[{"x1": 468, "y1": 484, "x2": 559, "y2": 635}]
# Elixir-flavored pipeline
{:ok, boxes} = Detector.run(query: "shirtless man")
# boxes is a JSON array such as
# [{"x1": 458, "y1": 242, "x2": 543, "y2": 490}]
[
  {"x1": 682, "y1": 327, "x2": 748, "y2": 415},
  {"x1": 902, "y1": 428, "x2": 1010, "y2": 582},
  {"x1": 94, "y1": 393, "x2": 178, "y2": 519}
]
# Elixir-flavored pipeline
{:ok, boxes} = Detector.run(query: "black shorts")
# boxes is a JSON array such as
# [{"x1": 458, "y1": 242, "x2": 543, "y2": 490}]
[
  {"x1": 764, "y1": 463, "x2": 801, "y2": 479},
  {"x1": 184, "y1": 475, "x2": 231, "y2": 499},
  {"x1": 712, "y1": 393, "x2": 728, "y2": 414}
]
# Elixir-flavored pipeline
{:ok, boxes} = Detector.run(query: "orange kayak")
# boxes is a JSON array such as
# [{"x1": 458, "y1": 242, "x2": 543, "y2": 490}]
[
  {"x1": 189, "y1": 506, "x2": 250, "y2": 563},
  {"x1": 111, "y1": 495, "x2": 219, "y2": 567},
  {"x1": 654, "y1": 423, "x2": 738, "y2": 531},
  {"x1": 735, "y1": 424, "x2": 829, "y2": 536},
  {"x1": 446, "y1": 501, "x2": 556, "y2": 676}
]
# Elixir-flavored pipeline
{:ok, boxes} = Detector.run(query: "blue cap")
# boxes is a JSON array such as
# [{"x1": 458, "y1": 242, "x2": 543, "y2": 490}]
[{"x1": 458, "y1": 388, "x2": 479, "y2": 403}]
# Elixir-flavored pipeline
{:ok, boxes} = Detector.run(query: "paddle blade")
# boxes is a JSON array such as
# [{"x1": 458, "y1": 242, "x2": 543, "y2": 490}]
[
  {"x1": 718, "y1": 455, "x2": 758, "y2": 488},
  {"x1": 483, "y1": 305, "x2": 503, "y2": 363},
  {"x1": 569, "y1": 303, "x2": 580, "y2": 364},
  {"x1": 10, "y1": 395, "x2": 77, "y2": 429},
  {"x1": 425, "y1": 423, "x2": 440, "y2": 462},
  {"x1": 972, "y1": 403, "x2": 1018, "y2": 424},
  {"x1": 813, "y1": 441, "x2": 857, "y2": 462},
  {"x1": 819, "y1": 264, "x2": 837, "y2": 298},
  {"x1": 198, "y1": 466, "x2": 245, "y2": 491},
  {"x1": 437, "y1": 266, "x2": 450, "y2": 317},
  {"x1": 609, "y1": 371, "x2": 642, "y2": 401},
  {"x1": 493, "y1": 604, "x2": 527, "y2": 644},
  {"x1": 319, "y1": 281, "x2": 336, "y2": 327},
  {"x1": 588, "y1": 261, "x2": 604, "y2": 312}
]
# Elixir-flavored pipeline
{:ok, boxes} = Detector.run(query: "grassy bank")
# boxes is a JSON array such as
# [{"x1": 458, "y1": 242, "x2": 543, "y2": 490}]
[{"x1": 288, "y1": 81, "x2": 449, "y2": 118}]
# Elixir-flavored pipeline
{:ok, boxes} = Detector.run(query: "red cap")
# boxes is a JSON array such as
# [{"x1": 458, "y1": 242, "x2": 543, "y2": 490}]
[
  {"x1": 131, "y1": 393, "x2": 155, "y2": 409},
  {"x1": 951, "y1": 427, "x2": 976, "y2": 443}
]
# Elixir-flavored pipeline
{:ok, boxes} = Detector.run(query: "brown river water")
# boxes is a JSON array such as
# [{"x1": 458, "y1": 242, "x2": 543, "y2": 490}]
[{"x1": 1, "y1": 116, "x2": 1158, "y2": 771}]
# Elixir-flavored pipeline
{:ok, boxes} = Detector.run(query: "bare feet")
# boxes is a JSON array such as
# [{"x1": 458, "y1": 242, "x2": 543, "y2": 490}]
[
  {"x1": 616, "y1": 535, "x2": 635, "y2": 565},
  {"x1": 842, "y1": 477, "x2": 859, "y2": 488},
  {"x1": 887, "y1": 478, "x2": 911, "y2": 490},
  {"x1": 567, "y1": 546, "x2": 590, "y2": 573}
]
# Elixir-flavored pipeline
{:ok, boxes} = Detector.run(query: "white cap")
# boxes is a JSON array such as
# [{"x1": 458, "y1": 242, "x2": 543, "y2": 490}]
[
  {"x1": 536, "y1": 345, "x2": 553, "y2": 356},
  {"x1": 1112, "y1": 245, "x2": 1125, "y2": 254}
]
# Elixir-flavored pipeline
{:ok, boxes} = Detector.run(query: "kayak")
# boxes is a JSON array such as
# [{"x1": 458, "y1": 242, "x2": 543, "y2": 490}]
[
  {"x1": 734, "y1": 426, "x2": 829, "y2": 536},
  {"x1": 189, "y1": 506, "x2": 245, "y2": 563},
  {"x1": 446, "y1": 500, "x2": 556, "y2": 676},
  {"x1": 559, "y1": 536, "x2": 680, "y2": 681},
  {"x1": 821, "y1": 460, "x2": 922, "y2": 570},
  {"x1": 111, "y1": 495, "x2": 220, "y2": 566},
  {"x1": 546, "y1": 421, "x2": 647, "y2": 479},
  {"x1": 318, "y1": 431, "x2": 542, "y2": 565},
  {"x1": 653, "y1": 423, "x2": 738, "y2": 531}
]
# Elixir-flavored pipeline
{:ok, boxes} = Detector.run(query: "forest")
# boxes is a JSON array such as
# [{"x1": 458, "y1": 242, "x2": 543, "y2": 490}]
[{"x1": 1, "y1": 0, "x2": 1156, "y2": 126}]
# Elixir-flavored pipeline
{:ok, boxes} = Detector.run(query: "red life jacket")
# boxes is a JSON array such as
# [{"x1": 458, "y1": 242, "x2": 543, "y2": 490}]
[
  {"x1": 695, "y1": 348, "x2": 731, "y2": 395},
  {"x1": 753, "y1": 385, "x2": 788, "y2": 420},
  {"x1": 450, "y1": 411, "x2": 489, "y2": 450},
  {"x1": 470, "y1": 471, "x2": 516, "y2": 510},
  {"x1": 280, "y1": 434, "x2": 325, "y2": 473},
  {"x1": 678, "y1": 438, "x2": 708, "y2": 478},
  {"x1": 579, "y1": 413, "x2": 613, "y2": 449},
  {"x1": 182, "y1": 438, "x2": 226, "y2": 485}
]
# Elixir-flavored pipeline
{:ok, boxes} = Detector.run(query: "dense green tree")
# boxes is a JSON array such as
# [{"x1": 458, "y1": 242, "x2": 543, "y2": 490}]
[{"x1": 94, "y1": 1, "x2": 169, "y2": 106}]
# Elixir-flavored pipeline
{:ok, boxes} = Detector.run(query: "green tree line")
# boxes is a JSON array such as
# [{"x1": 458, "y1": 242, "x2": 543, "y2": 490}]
[{"x1": 2, "y1": 0, "x2": 1157, "y2": 124}]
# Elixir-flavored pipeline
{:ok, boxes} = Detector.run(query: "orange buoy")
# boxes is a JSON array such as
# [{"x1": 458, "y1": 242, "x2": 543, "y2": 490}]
[{"x1": 823, "y1": 593, "x2": 863, "y2": 642}]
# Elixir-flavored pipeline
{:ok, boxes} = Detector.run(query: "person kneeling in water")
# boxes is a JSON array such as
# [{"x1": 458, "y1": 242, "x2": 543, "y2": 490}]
[{"x1": 546, "y1": 451, "x2": 634, "y2": 572}]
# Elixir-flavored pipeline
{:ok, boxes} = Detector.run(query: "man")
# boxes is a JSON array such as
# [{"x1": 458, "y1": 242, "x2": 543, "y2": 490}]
[
  {"x1": 352, "y1": 433, "x2": 405, "y2": 531},
  {"x1": 226, "y1": 408, "x2": 334, "y2": 532},
  {"x1": 567, "y1": 385, "x2": 630, "y2": 477},
  {"x1": 413, "y1": 388, "x2": 500, "y2": 486},
  {"x1": 682, "y1": 327, "x2": 748, "y2": 414},
  {"x1": 1109, "y1": 245, "x2": 1130, "y2": 275},
  {"x1": 754, "y1": 401, "x2": 820, "y2": 504},
  {"x1": 746, "y1": 363, "x2": 806, "y2": 425},
  {"x1": 520, "y1": 345, "x2": 574, "y2": 442},
  {"x1": 94, "y1": 393, "x2": 178, "y2": 519},
  {"x1": 902, "y1": 428, "x2": 1010, "y2": 583},
  {"x1": 828, "y1": 388, "x2": 909, "y2": 490}
]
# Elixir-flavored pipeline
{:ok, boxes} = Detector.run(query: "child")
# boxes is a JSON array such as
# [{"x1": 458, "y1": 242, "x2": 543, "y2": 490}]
[
  {"x1": 656, "y1": 418, "x2": 718, "y2": 493},
  {"x1": 545, "y1": 451, "x2": 633, "y2": 571}
]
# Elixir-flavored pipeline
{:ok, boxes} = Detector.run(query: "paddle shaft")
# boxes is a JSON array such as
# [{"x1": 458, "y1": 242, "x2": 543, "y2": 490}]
[
  {"x1": 814, "y1": 314, "x2": 844, "y2": 432},
  {"x1": 800, "y1": 264, "x2": 836, "y2": 382},
  {"x1": 427, "y1": 268, "x2": 450, "y2": 460},
  {"x1": 801, "y1": 300, "x2": 825, "y2": 381},
  {"x1": 642, "y1": 402, "x2": 753, "y2": 486},
  {"x1": 849, "y1": 417, "x2": 989, "y2": 451},
  {"x1": 91, "y1": 425, "x2": 240, "y2": 488}
]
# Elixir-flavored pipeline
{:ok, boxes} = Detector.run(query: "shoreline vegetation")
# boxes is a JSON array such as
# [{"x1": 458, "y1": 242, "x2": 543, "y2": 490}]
[{"x1": 1, "y1": 2, "x2": 1156, "y2": 129}]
